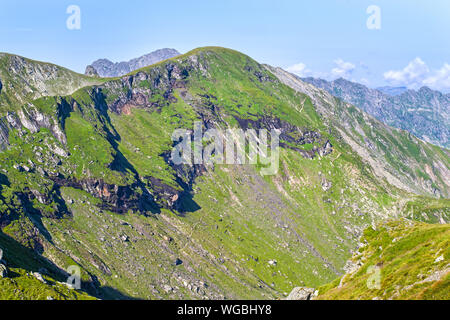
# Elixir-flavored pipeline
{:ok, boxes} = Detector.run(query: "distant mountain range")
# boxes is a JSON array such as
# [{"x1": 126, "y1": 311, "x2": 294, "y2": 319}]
[
  {"x1": 85, "y1": 48, "x2": 181, "y2": 77},
  {"x1": 0, "y1": 48, "x2": 448, "y2": 300},
  {"x1": 302, "y1": 77, "x2": 450, "y2": 148}
]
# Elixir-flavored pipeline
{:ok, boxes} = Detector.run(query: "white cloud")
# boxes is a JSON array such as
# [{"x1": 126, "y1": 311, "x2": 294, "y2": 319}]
[
  {"x1": 286, "y1": 63, "x2": 310, "y2": 77},
  {"x1": 331, "y1": 59, "x2": 356, "y2": 78}
]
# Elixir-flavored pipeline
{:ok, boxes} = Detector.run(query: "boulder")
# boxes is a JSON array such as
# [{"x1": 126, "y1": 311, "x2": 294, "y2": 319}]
[
  {"x1": 163, "y1": 284, "x2": 173, "y2": 293},
  {"x1": 268, "y1": 260, "x2": 277, "y2": 266}
]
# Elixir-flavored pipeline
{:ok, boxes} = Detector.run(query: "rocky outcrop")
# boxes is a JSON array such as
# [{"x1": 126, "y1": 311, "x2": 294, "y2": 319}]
[
  {"x1": 376, "y1": 86, "x2": 408, "y2": 96},
  {"x1": 0, "y1": 112, "x2": 23, "y2": 150},
  {"x1": 267, "y1": 64, "x2": 450, "y2": 198},
  {"x1": 0, "y1": 54, "x2": 99, "y2": 109},
  {"x1": 0, "y1": 103, "x2": 70, "y2": 152},
  {"x1": 147, "y1": 177, "x2": 181, "y2": 209},
  {"x1": 18, "y1": 105, "x2": 67, "y2": 145},
  {"x1": 244, "y1": 64, "x2": 274, "y2": 83},
  {"x1": 49, "y1": 176, "x2": 161, "y2": 214}
]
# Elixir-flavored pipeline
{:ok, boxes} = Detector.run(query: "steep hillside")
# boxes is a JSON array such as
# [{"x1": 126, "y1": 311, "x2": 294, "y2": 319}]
[
  {"x1": 302, "y1": 77, "x2": 450, "y2": 149},
  {"x1": 0, "y1": 47, "x2": 448, "y2": 299},
  {"x1": 376, "y1": 86, "x2": 408, "y2": 96},
  {"x1": 317, "y1": 220, "x2": 449, "y2": 300}
]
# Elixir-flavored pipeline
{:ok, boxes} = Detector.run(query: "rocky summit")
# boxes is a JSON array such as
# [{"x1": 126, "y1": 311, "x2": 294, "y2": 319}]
[
  {"x1": 0, "y1": 47, "x2": 448, "y2": 300},
  {"x1": 85, "y1": 48, "x2": 181, "y2": 78}
]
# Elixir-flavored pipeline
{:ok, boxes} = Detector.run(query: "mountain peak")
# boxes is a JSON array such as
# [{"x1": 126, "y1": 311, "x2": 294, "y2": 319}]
[{"x1": 86, "y1": 48, "x2": 181, "y2": 77}]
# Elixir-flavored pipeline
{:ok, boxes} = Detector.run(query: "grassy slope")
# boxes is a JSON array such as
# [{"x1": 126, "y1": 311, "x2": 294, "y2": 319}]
[{"x1": 317, "y1": 220, "x2": 449, "y2": 300}]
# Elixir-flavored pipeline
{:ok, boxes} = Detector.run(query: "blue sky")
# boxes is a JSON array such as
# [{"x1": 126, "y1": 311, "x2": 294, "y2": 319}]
[{"x1": 1, "y1": 0, "x2": 449, "y2": 91}]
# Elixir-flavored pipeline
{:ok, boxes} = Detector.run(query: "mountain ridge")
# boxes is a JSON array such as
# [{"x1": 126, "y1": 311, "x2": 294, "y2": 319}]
[
  {"x1": 86, "y1": 48, "x2": 181, "y2": 77},
  {"x1": 376, "y1": 86, "x2": 408, "y2": 96},
  {"x1": 302, "y1": 76, "x2": 450, "y2": 149}
]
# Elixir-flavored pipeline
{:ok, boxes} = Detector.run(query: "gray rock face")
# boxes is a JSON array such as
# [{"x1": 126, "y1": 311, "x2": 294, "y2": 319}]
[
  {"x1": 32, "y1": 272, "x2": 46, "y2": 283},
  {"x1": 86, "y1": 48, "x2": 181, "y2": 77},
  {"x1": 302, "y1": 77, "x2": 450, "y2": 148},
  {"x1": 321, "y1": 178, "x2": 332, "y2": 191},
  {"x1": 286, "y1": 287, "x2": 317, "y2": 300},
  {"x1": 267, "y1": 65, "x2": 450, "y2": 198}
]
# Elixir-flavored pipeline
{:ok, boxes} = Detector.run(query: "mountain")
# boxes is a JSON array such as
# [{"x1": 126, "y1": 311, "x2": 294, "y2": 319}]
[
  {"x1": 0, "y1": 232, "x2": 96, "y2": 300},
  {"x1": 268, "y1": 67, "x2": 450, "y2": 198},
  {"x1": 302, "y1": 77, "x2": 450, "y2": 149},
  {"x1": 0, "y1": 47, "x2": 448, "y2": 300},
  {"x1": 85, "y1": 48, "x2": 181, "y2": 77},
  {"x1": 317, "y1": 220, "x2": 449, "y2": 300},
  {"x1": 376, "y1": 86, "x2": 408, "y2": 96},
  {"x1": 0, "y1": 53, "x2": 102, "y2": 113}
]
